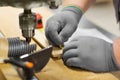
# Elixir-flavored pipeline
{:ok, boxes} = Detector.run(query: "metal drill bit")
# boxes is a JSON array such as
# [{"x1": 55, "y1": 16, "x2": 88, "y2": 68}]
[{"x1": 26, "y1": 37, "x2": 31, "y2": 43}]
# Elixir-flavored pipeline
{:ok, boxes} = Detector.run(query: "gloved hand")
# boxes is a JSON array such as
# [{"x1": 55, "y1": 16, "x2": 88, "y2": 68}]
[
  {"x1": 62, "y1": 36, "x2": 120, "y2": 72},
  {"x1": 45, "y1": 6, "x2": 83, "y2": 46}
]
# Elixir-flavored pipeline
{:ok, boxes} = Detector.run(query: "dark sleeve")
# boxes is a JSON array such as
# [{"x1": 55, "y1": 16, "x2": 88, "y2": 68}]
[{"x1": 113, "y1": 0, "x2": 120, "y2": 22}]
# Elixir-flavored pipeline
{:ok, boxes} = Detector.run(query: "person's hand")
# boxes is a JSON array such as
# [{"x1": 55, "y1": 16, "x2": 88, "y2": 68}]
[
  {"x1": 45, "y1": 6, "x2": 83, "y2": 46},
  {"x1": 62, "y1": 36, "x2": 119, "y2": 72}
]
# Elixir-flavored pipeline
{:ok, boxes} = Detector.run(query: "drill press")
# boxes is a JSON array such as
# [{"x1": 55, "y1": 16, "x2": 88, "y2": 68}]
[{"x1": 0, "y1": 0, "x2": 62, "y2": 43}]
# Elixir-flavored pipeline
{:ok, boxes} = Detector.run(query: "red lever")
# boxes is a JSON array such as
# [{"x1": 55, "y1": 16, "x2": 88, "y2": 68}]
[{"x1": 36, "y1": 13, "x2": 43, "y2": 29}]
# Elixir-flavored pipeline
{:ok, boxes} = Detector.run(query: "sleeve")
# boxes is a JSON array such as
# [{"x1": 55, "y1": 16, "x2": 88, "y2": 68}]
[{"x1": 113, "y1": 0, "x2": 120, "y2": 22}]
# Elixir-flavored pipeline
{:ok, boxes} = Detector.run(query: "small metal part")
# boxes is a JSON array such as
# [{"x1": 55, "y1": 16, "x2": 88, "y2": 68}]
[
  {"x1": 22, "y1": 46, "x2": 53, "y2": 72},
  {"x1": 47, "y1": 0, "x2": 62, "y2": 9},
  {"x1": 49, "y1": 1, "x2": 58, "y2": 9},
  {"x1": 26, "y1": 37, "x2": 31, "y2": 43}
]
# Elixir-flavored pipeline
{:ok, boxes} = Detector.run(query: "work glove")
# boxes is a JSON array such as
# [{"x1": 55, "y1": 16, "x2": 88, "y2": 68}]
[
  {"x1": 62, "y1": 36, "x2": 120, "y2": 72},
  {"x1": 45, "y1": 6, "x2": 83, "y2": 46}
]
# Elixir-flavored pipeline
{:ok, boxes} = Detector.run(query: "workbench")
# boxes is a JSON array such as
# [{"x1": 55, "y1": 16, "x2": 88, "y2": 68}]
[{"x1": 0, "y1": 2, "x2": 120, "y2": 80}]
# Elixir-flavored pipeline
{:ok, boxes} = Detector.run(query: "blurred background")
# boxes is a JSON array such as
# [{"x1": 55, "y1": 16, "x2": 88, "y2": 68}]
[{"x1": 85, "y1": 0, "x2": 120, "y2": 36}]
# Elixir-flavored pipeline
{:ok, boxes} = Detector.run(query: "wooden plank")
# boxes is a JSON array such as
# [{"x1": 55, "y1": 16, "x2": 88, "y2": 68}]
[
  {"x1": 0, "y1": 64, "x2": 21, "y2": 80},
  {"x1": 53, "y1": 59, "x2": 119, "y2": 80},
  {"x1": 0, "y1": 69, "x2": 6, "y2": 80},
  {"x1": 111, "y1": 71, "x2": 120, "y2": 79},
  {"x1": 36, "y1": 59, "x2": 72, "y2": 80}
]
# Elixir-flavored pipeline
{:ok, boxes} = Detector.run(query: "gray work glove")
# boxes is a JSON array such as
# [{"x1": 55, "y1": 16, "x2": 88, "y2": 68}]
[
  {"x1": 45, "y1": 6, "x2": 83, "y2": 46},
  {"x1": 62, "y1": 36, "x2": 120, "y2": 72}
]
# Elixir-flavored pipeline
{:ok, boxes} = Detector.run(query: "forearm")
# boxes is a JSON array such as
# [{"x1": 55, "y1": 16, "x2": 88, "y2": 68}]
[
  {"x1": 113, "y1": 38, "x2": 120, "y2": 67},
  {"x1": 63, "y1": 0, "x2": 96, "y2": 12}
]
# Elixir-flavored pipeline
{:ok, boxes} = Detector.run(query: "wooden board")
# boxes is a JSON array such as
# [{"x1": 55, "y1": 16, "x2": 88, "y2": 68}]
[{"x1": 0, "y1": 64, "x2": 21, "y2": 80}]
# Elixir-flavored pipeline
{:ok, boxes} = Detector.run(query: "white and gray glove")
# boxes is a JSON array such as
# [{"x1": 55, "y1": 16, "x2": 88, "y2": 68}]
[
  {"x1": 62, "y1": 36, "x2": 120, "y2": 72},
  {"x1": 45, "y1": 6, "x2": 83, "y2": 46}
]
